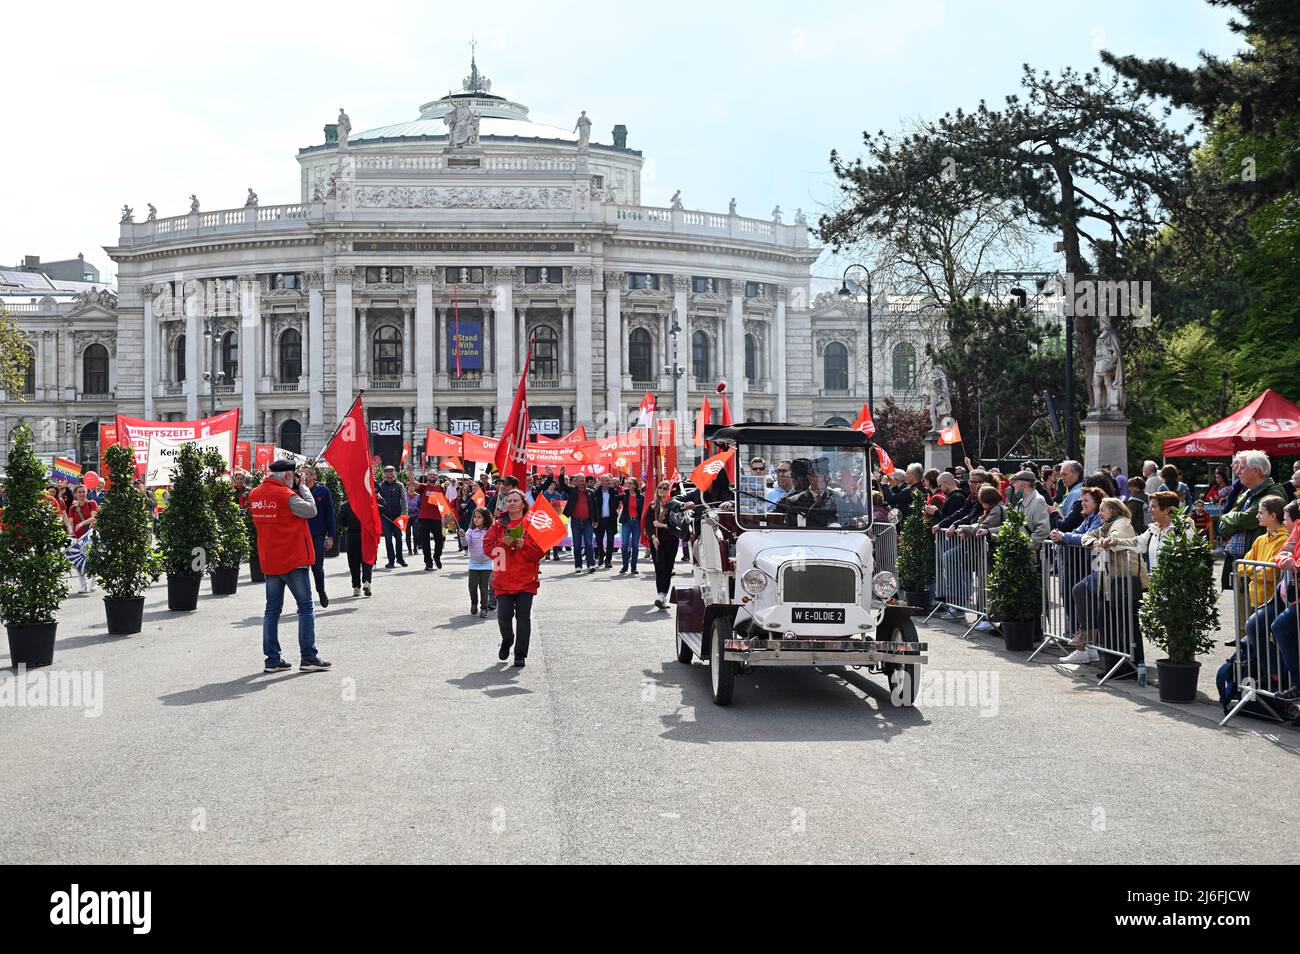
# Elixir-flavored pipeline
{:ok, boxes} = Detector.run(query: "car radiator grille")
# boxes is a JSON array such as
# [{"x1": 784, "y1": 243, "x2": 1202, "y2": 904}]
[{"x1": 779, "y1": 563, "x2": 858, "y2": 603}]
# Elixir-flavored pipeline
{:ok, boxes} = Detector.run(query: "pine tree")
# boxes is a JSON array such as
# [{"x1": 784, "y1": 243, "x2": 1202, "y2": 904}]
[
  {"x1": 85, "y1": 444, "x2": 162, "y2": 598},
  {"x1": 0, "y1": 424, "x2": 70, "y2": 625}
]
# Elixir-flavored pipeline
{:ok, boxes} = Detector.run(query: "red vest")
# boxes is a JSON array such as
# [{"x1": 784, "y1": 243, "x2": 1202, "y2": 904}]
[{"x1": 250, "y1": 481, "x2": 315, "y2": 576}]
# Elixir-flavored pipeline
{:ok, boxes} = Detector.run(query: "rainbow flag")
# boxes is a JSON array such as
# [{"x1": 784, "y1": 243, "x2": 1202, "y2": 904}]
[{"x1": 52, "y1": 457, "x2": 82, "y2": 481}]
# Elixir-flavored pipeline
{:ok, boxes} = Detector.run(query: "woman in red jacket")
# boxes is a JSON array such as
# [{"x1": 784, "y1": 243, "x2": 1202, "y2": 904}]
[{"x1": 483, "y1": 489, "x2": 545, "y2": 668}]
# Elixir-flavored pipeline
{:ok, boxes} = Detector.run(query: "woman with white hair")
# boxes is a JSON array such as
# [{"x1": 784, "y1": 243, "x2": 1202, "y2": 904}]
[{"x1": 1218, "y1": 450, "x2": 1288, "y2": 589}]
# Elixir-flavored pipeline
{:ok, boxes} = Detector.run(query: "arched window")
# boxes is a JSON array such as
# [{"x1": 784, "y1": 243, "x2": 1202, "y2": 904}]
[
  {"x1": 79, "y1": 421, "x2": 99, "y2": 471},
  {"x1": 892, "y1": 342, "x2": 916, "y2": 390},
  {"x1": 530, "y1": 324, "x2": 559, "y2": 379},
  {"x1": 175, "y1": 334, "x2": 186, "y2": 383},
  {"x1": 20, "y1": 344, "x2": 35, "y2": 394},
  {"x1": 83, "y1": 343, "x2": 109, "y2": 394},
  {"x1": 823, "y1": 341, "x2": 848, "y2": 392},
  {"x1": 628, "y1": 328, "x2": 653, "y2": 383},
  {"x1": 373, "y1": 325, "x2": 402, "y2": 379},
  {"x1": 745, "y1": 333, "x2": 758, "y2": 383},
  {"x1": 691, "y1": 330, "x2": 711, "y2": 388},
  {"x1": 279, "y1": 329, "x2": 302, "y2": 382},
  {"x1": 221, "y1": 331, "x2": 238, "y2": 384},
  {"x1": 824, "y1": 415, "x2": 851, "y2": 427},
  {"x1": 279, "y1": 419, "x2": 302, "y2": 455}
]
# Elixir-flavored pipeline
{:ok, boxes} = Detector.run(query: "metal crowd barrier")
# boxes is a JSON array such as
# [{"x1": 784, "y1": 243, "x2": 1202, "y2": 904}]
[
  {"x1": 1220, "y1": 559, "x2": 1299, "y2": 727},
  {"x1": 870, "y1": 522, "x2": 897, "y2": 577},
  {"x1": 1032, "y1": 539, "x2": 1141, "y2": 685},
  {"x1": 926, "y1": 530, "x2": 991, "y2": 639}
]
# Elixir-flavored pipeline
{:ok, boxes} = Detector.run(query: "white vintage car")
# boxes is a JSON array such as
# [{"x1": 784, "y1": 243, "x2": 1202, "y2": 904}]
[{"x1": 671, "y1": 424, "x2": 925, "y2": 706}]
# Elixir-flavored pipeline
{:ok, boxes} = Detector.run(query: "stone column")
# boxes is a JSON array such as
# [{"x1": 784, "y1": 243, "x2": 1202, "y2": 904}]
[
  {"x1": 33, "y1": 332, "x2": 44, "y2": 395},
  {"x1": 728, "y1": 280, "x2": 745, "y2": 421},
  {"x1": 306, "y1": 272, "x2": 325, "y2": 441},
  {"x1": 574, "y1": 266, "x2": 594, "y2": 426},
  {"x1": 262, "y1": 409, "x2": 273, "y2": 444},
  {"x1": 184, "y1": 281, "x2": 200, "y2": 419},
  {"x1": 604, "y1": 271, "x2": 624, "y2": 428},
  {"x1": 238, "y1": 274, "x2": 259, "y2": 439},
  {"x1": 493, "y1": 267, "x2": 515, "y2": 425},
  {"x1": 260, "y1": 287, "x2": 273, "y2": 391},
  {"x1": 356, "y1": 306, "x2": 370, "y2": 388},
  {"x1": 333, "y1": 267, "x2": 354, "y2": 421},
  {"x1": 143, "y1": 285, "x2": 156, "y2": 418},
  {"x1": 775, "y1": 287, "x2": 788, "y2": 421},
  {"x1": 402, "y1": 306, "x2": 415, "y2": 389},
  {"x1": 672, "y1": 275, "x2": 690, "y2": 435},
  {"x1": 515, "y1": 306, "x2": 525, "y2": 375},
  {"x1": 415, "y1": 268, "x2": 435, "y2": 430}
]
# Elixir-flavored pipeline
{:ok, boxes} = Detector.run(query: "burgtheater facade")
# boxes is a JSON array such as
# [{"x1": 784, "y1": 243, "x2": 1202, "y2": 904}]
[{"x1": 0, "y1": 61, "x2": 844, "y2": 469}]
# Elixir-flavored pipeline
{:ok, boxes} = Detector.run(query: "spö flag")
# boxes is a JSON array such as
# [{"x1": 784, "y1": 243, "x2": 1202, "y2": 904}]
[
  {"x1": 321, "y1": 394, "x2": 382, "y2": 565},
  {"x1": 522, "y1": 492, "x2": 567, "y2": 552},
  {"x1": 690, "y1": 447, "x2": 735, "y2": 493}
]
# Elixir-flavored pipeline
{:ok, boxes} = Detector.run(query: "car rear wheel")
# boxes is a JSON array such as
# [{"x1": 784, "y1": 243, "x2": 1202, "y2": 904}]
[
  {"x1": 879, "y1": 615, "x2": 921, "y2": 707},
  {"x1": 709, "y1": 615, "x2": 738, "y2": 706},
  {"x1": 675, "y1": 629, "x2": 693, "y2": 665}
]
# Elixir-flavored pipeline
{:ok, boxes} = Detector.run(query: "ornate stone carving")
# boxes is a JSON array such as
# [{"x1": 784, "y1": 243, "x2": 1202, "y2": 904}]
[
  {"x1": 573, "y1": 110, "x2": 591, "y2": 151},
  {"x1": 604, "y1": 270, "x2": 627, "y2": 290},
  {"x1": 413, "y1": 266, "x2": 436, "y2": 283},
  {"x1": 354, "y1": 186, "x2": 572, "y2": 210},
  {"x1": 444, "y1": 100, "x2": 480, "y2": 149},
  {"x1": 573, "y1": 266, "x2": 595, "y2": 284},
  {"x1": 68, "y1": 289, "x2": 118, "y2": 313},
  {"x1": 671, "y1": 274, "x2": 690, "y2": 292},
  {"x1": 332, "y1": 266, "x2": 355, "y2": 285},
  {"x1": 491, "y1": 266, "x2": 515, "y2": 285},
  {"x1": 1091, "y1": 315, "x2": 1124, "y2": 413},
  {"x1": 627, "y1": 313, "x2": 660, "y2": 334},
  {"x1": 304, "y1": 271, "x2": 324, "y2": 289},
  {"x1": 335, "y1": 238, "x2": 351, "y2": 253},
  {"x1": 730, "y1": 278, "x2": 746, "y2": 297},
  {"x1": 776, "y1": 286, "x2": 789, "y2": 301},
  {"x1": 189, "y1": 194, "x2": 200, "y2": 213},
  {"x1": 76, "y1": 331, "x2": 118, "y2": 359},
  {"x1": 245, "y1": 188, "x2": 259, "y2": 207},
  {"x1": 120, "y1": 205, "x2": 133, "y2": 223},
  {"x1": 337, "y1": 108, "x2": 351, "y2": 150}
]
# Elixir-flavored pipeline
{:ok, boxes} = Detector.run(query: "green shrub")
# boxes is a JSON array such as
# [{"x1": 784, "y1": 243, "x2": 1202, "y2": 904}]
[
  {"x1": 156, "y1": 443, "x2": 217, "y2": 577},
  {"x1": 1139, "y1": 512, "x2": 1219, "y2": 664},
  {"x1": 987, "y1": 508, "x2": 1040, "y2": 623},
  {"x1": 203, "y1": 449, "x2": 247, "y2": 571},
  {"x1": 897, "y1": 488, "x2": 934, "y2": 591},
  {"x1": 85, "y1": 444, "x2": 163, "y2": 598},
  {"x1": 0, "y1": 425, "x2": 71, "y2": 625}
]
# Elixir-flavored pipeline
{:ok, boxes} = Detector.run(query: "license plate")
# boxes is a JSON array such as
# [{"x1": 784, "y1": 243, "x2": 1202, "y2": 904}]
[{"x1": 791, "y1": 607, "x2": 845, "y2": 624}]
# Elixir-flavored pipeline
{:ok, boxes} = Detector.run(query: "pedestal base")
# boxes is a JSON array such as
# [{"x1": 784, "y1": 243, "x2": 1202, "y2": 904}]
[
  {"x1": 1084, "y1": 414, "x2": 1130, "y2": 475},
  {"x1": 924, "y1": 432, "x2": 954, "y2": 472}
]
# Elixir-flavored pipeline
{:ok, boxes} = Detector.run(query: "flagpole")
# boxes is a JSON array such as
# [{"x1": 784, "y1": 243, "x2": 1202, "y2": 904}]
[{"x1": 316, "y1": 389, "x2": 367, "y2": 462}]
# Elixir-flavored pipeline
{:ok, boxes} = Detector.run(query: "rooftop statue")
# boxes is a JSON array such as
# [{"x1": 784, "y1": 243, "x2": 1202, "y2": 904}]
[
  {"x1": 120, "y1": 205, "x2": 133, "y2": 224},
  {"x1": 728, "y1": 197, "x2": 737, "y2": 215},
  {"x1": 445, "y1": 100, "x2": 480, "y2": 149},
  {"x1": 146, "y1": 203, "x2": 157, "y2": 221},
  {"x1": 337, "y1": 108, "x2": 351, "y2": 150},
  {"x1": 573, "y1": 110, "x2": 591, "y2": 152},
  {"x1": 670, "y1": 190, "x2": 683, "y2": 210},
  {"x1": 772, "y1": 205, "x2": 782, "y2": 223},
  {"x1": 189, "y1": 194, "x2": 200, "y2": 213},
  {"x1": 245, "y1": 188, "x2": 259, "y2": 207}
]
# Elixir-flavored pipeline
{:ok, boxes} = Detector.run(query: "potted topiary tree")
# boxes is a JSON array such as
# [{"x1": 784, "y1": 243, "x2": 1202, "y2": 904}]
[
  {"x1": 204, "y1": 449, "x2": 247, "y2": 595},
  {"x1": 986, "y1": 508, "x2": 1041, "y2": 651},
  {"x1": 85, "y1": 444, "x2": 163, "y2": 634},
  {"x1": 897, "y1": 488, "x2": 934, "y2": 609},
  {"x1": 156, "y1": 442, "x2": 216, "y2": 611},
  {"x1": 1140, "y1": 512, "x2": 1219, "y2": 702},
  {"x1": 0, "y1": 424, "x2": 71, "y2": 666}
]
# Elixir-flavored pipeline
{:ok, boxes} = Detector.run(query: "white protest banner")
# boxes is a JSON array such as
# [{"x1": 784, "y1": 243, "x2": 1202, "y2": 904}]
[{"x1": 144, "y1": 432, "x2": 235, "y2": 487}]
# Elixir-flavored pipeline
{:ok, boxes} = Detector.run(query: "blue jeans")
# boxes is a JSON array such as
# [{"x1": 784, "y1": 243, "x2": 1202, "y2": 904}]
[
  {"x1": 570, "y1": 518, "x2": 595, "y2": 568},
  {"x1": 620, "y1": 521, "x2": 640, "y2": 571},
  {"x1": 263, "y1": 567, "x2": 317, "y2": 665},
  {"x1": 1271, "y1": 604, "x2": 1299, "y2": 686}
]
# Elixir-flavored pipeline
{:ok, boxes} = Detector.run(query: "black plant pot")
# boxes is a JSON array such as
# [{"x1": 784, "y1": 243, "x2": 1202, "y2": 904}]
[
  {"x1": 210, "y1": 566, "x2": 240, "y2": 596},
  {"x1": 104, "y1": 595, "x2": 145, "y2": 635},
  {"x1": 167, "y1": 573, "x2": 202, "y2": 611},
  {"x1": 6, "y1": 622, "x2": 57, "y2": 668},
  {"x1": 998, "y1": 618, "x2": 1036, "y2": 652},
  {"x1": 1156, "y1": 659, "x2": 1201, "y2": 703},
  {"x1": 248, "y1": 547, "x2": 265, "y2": 583},
  {"x1": 902, "y1": 589, "x2": 932, "y2": 610}
]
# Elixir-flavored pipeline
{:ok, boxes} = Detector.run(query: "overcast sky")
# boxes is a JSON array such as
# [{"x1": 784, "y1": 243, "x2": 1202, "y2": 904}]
[{"x1": 2, "y1": 0, "x2": 1240, "y2": 287}]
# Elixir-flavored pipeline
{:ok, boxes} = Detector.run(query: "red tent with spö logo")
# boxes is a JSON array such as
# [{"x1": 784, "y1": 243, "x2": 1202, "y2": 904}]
[{"x1": 1162, "y1": 389, "x2": 1300, "y2": 458}]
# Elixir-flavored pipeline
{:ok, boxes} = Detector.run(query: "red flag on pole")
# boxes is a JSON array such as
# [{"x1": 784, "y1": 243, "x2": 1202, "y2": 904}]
[
  {"x1": 401, "y1": 441, "x2": 410, "y2": 466},
  {"x1": 636, "y1": 391, "x2": 656, "y2": 429},
  {"x1": 694, "y1": 397, "x2": 711, "y2": 448},
  {"x1": 522, "y1": 492, "x2": 567, "y2": 552},
  {"x1": 874, "y1": 444, "x2": 896, "y2": 475},
  {"x1": 850, "y1": 401, "x2": 877, "y2": 438},
  {"x1": 690, "y1": 447, "x2": 735, "y2": 492},
  {"x1": 938, "y1": 421, "x2": 963, "y2": 446},
  {"x1": 321, "y1": 393, "x2": 382, "y2": 566},
  {"x1": 494, "y1": 348, "x2": 532, "y2": 482}
]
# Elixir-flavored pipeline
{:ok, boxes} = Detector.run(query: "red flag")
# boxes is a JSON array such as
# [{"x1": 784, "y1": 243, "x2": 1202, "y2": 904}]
[
  {"x1": 636, "y1": 391, "x2": 656, "y2": 429},
  {"x1": 494, "y1": 349, "x2": 532, "y2": 482},
  {"x1": 690, "y1": 447, "x2": 735, "y2": 492},
  {"x1": 472, "y1": 486, "x2": 487, "y2": 509},
  {"x1": 401, "y1": 441, "x2": 410, "y2": 466},
  {"x1": 393, "y1": 513, "x2": 409, "y2": 534},
  {"x1": 426, "y1": 489, "x2": 455, "y2": 519},
  {"x1": 938, "y1": 421, "x2": 963, "y2": 446},
  {"x1": 443, "y1": 455, "x2": 464, "y2": 471},
  {"x1": 850, "y1": 401, "x2": 876, "y2": 438},
  {"x1": 521, "y1": 492, "x2": 567, "y2": 551},
  {"x1": 874, "y1": 444, "x2": 895, "y2": 475},
  {"x1": 694, "y1": 397, "x2": 711, "y2": 448},
  {"x1": 322, "y1": 394, "x2": 382, "y2": 565}
]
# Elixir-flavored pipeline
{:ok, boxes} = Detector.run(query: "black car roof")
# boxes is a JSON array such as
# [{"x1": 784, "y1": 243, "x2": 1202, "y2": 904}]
[{"x1": 706, "y1": 423, "x2": 870, "y2": 448}]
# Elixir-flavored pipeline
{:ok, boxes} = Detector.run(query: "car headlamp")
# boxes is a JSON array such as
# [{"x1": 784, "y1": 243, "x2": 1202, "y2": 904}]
[
  {"x1": 872, "y1": 570, "x2": 899, "y2": 600},
  {"x1": 741, "y1": 568, "x2": 768, "y2": 596}
]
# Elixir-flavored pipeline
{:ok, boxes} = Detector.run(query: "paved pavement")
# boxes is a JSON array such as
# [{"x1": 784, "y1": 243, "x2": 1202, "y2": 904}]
[{"x1": 2, "y1": 544, "x2": 1298, "y2": 864}]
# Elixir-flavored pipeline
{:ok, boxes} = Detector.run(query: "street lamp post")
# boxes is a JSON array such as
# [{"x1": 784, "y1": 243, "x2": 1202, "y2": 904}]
[
  {"x1": 837, "y1": 264, "x2": 873, "y2": 415},
  {"x1": 666, "y1": 306, "x2": 687, "y2": 458},
  {"x1": 201, "y1": 315, "x2": 226, "y2": 417}
]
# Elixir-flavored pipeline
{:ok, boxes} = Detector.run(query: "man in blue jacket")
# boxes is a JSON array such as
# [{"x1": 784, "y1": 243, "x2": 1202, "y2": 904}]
[
  {"x1": 303, "y1": 467, "x2": 336, "y2": 607},
  {"x1": 377, "y1": 465, "x2": 408, "y2": 568}
]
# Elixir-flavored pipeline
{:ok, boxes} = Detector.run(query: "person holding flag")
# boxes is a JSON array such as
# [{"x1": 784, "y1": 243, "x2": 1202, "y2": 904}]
[
  {"x1": 483, "y1": 489, "x2": 546, "y2": 668},
  {"x1": 377, "y1": 465, "x2": 408, "y2": 568},
  {"x1": 320, "y1": 391, "x2": 383, "y2": 594},
  {"x1": 416, "y1": 474, "x2": 451, "y2": 570}
]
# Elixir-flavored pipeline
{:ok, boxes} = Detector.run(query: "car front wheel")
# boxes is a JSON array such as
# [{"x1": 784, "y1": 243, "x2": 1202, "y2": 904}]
[
  {"x1": 709, "y1": 616, "x2": 738, "y2": 706},
  {"x1": 879, "y1": 615, "x2": 921, "y2": 707}
]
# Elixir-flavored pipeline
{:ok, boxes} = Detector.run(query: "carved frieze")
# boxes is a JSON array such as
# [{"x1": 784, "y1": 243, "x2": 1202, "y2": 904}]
[{"x1": 354, "y1": 186, "x2": 573, "y2": 210}]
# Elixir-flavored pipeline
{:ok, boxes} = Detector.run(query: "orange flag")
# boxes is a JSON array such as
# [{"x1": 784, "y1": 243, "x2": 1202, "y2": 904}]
[
  {"x1": 693, "y1": 397, "x2": 711, "y2": 448},
  {"x1": 874, "y1": 444, "x2": 896, "y2": 475},
  {"x1": 393, "y1": 513, "x2": 409, "y2": 534},
  {"x1": 850, "y1": 401, "x2": 876, "y2": 438},
  {"x1": 938, "y1": 422, "x2": 963, "y2": 446},
  {"x1": 690, "y1": 447, "x2": 735, "y2": 492},
  {"x1": 521, "y1": 492, "x2": 567, "y2": 551},
  {"x1": 472, "y1": 486, "x2": 487, "y2": 509},
  {"x1": 426, "y1": 488, "x2": 455, "y2": 519}
]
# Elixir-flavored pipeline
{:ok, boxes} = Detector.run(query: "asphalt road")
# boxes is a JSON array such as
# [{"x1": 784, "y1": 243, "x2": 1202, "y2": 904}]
[{"x1": 2, "y1": 544, "x2": 1297, "y2": 864}]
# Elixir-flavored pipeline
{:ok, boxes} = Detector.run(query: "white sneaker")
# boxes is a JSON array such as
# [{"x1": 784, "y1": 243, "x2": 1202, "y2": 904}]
[
  {"x1": 353, "y1": 587, "x2": 362, "y2": 597},
  {"x1": 1060, "y1": 649, "x2": 1092, "y2": 664},
  {"x1": 1086, "y1": 647, "x2": 1101, "y2": 663},
  {"x1": 974, "y1": 620, "x2": 995, "y2": 632}
]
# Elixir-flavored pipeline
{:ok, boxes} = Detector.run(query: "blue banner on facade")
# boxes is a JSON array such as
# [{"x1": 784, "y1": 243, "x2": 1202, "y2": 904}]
[{"x1": 448, "y1": 318, "x2": 483, "y2": 372}]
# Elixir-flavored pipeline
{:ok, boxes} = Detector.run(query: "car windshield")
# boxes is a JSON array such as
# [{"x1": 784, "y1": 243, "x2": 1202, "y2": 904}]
[{"x1": 734, "y1": 444, "x2": 872, "y2": 531}]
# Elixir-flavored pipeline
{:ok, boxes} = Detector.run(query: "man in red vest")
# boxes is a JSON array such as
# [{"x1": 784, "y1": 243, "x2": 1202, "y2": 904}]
[{"x1": 249, "y1": 460, "x2": 331, "y2": 674}]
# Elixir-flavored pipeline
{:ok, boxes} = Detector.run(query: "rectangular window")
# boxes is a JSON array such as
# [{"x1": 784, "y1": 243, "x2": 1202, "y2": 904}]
[
  {"x1": 692, "y1": 276, "x2": 716, "y2": 294},
  {"x1": 745, "y1": 281, "x2": 762, "y2": 298},
  {"x1": 525, "y1": 267, "x2": 562, "y2": 284},
  {"x1": 628, "y1": 273, "x2": 659, "y2": 290},
  {"x1": 365, "y1": 266, "x2": 404, "y2": 284},
  {"x1": 591, "y1": 175, "x2": 604, "y2": 189},
  {"x1": 446, "y1": 267, "x2": 485, "y2": 284}
]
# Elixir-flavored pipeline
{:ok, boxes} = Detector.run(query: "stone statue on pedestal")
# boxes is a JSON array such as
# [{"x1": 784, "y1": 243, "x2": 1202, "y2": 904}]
[
  {"x1": 728, "y1": 197, "x2": 737, "y2": 215},
  {"x1": 189, "y1": 194, "x2": 200, "y2": 213},
  {"x1": 120, "y1": 205, "x2": 133, "y2": 223},
  {"x1": 444, "y1": 101, "x2": 479, "y2": 149},
  {"x1": 794, "y1": 208, "x2": 808, "y2": 226},
  {"x1": 670, "y1": 190, "x2": 683, "y2": 210},
  {"x1": 573, "y1": 110, "x2": 591, "y2": 151},
  {"x1": 927, "y1": 366, "x2": 954, "y2": 432},
  {"x1": 772, "y1": 205, "x2": 782, "y2": 223},
  {"x1": 1091, "y1": 315, "x2": 1125, "y2": 414},
  {"x1": 245, "y1": 188, "x2": 259, "y2": 207},
  {"x1": 337, "y1": 108, "x2": 351, "y2": 150},
  {"x1": 146, "y1": 203, "x2": 157, "y2": 221}
]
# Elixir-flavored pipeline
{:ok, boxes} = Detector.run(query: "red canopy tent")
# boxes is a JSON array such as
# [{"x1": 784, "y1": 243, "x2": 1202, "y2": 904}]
[{"x1": 1163, "y1": 389, "x2": 1300, "y2": 458}]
